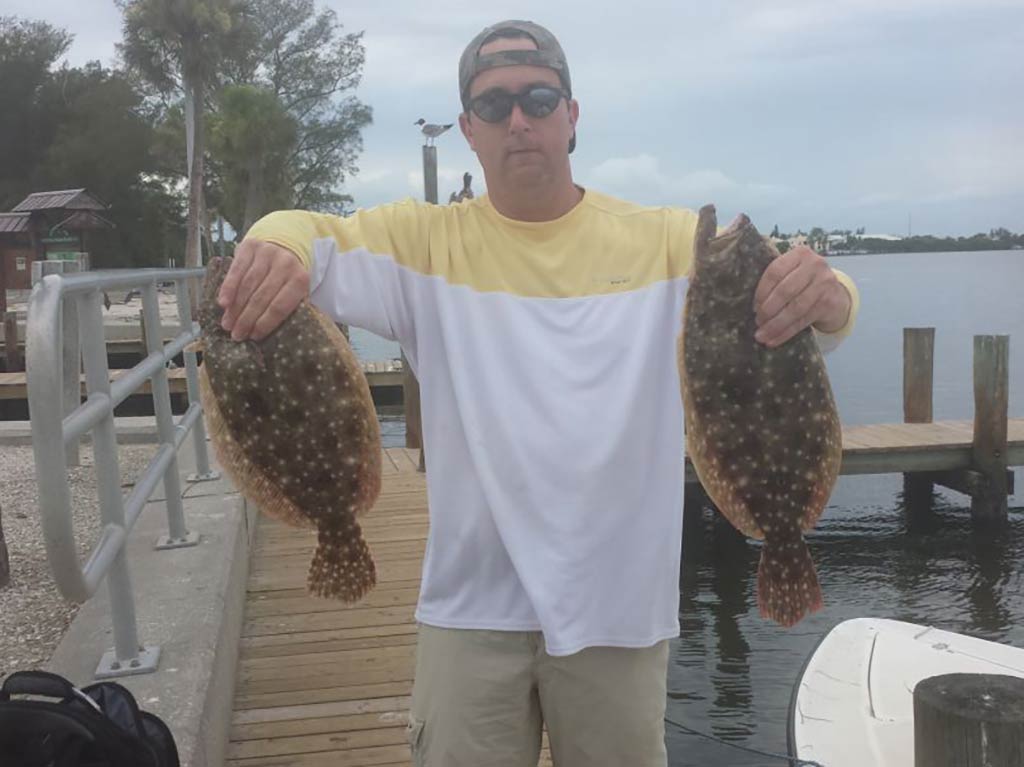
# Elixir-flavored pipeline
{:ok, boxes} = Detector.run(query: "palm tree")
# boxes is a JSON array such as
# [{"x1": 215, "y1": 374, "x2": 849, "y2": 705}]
[{"x1": 118, "y1": 0, "x2": 240, "y2": 271}]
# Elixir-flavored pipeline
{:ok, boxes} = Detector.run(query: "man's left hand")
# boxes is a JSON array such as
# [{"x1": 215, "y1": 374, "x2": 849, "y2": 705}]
[{"x1": 753, "y1": 245, "x2": 852, "y2": 348}]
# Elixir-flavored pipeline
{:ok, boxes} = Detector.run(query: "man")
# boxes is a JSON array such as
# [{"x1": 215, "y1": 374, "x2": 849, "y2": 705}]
[{"x1": 217, "y1": 19, "x2": 858, "y2": 767}]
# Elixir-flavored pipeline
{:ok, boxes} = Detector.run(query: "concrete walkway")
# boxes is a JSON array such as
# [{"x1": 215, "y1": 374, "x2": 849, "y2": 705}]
[{"x1": 44, "y1": 433, "x2": 255, "y2": 767}]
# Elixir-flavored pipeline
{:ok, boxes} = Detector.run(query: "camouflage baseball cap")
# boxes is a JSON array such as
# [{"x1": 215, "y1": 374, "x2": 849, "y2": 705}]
[
  {"x1": 458, "y1": 20, "x2": 572, "y2": 109},
  {"x1": 459, "y1": 20, "x2": 575, "y2": 151}
]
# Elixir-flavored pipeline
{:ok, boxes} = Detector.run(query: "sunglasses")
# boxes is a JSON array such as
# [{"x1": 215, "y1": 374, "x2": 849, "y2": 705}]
[{"x1": 468, "y1": 85, "x2": 569, "y2": 123}]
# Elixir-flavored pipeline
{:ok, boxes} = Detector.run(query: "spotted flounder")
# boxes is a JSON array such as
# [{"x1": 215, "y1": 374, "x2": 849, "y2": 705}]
[
  {"x1": 197, "y1": 256, "x2": 381, "y2": 602},
  {"x1": 679, "y1": 205, "x2": 842, "y2": 627}
]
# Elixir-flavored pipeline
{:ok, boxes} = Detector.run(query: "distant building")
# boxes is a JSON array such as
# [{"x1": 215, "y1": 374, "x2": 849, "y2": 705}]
[
  {"x1": 0, "y1": 189, "x2": 113, "y2": 294},
  {"x1": 856, "y1": 233, "x2": 902, "y2": 241}
]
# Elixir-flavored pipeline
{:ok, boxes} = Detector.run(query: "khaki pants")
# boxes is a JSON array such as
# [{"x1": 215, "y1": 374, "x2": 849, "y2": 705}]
[{"x1": 406, "y1": 624, "x2": 669, "y2": 767}]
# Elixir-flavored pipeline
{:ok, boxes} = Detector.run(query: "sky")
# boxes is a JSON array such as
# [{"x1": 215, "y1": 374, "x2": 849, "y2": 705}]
[{"x1": 8, "y1": 0, "x2": 1024, "y2": 237}]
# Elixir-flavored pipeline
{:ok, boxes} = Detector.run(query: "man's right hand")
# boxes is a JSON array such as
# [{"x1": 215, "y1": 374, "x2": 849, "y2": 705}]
[{"x1": 217, "y1": 239, "x2": 310, "y2": 341}]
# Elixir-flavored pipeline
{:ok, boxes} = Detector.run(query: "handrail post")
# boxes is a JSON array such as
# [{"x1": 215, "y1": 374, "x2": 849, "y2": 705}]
[
  {"x1": 142, "y1": 282, "x2": 199, "y2": 550},
  {"x1": 78, "y1": 288, "x2": 159, "y2": 678},
  {"x1": 176, "y1": 277, "x2": 219, "y2": 482},
  {"x1": 61, "y1": 262, "x2": 82, "y2": 467}
]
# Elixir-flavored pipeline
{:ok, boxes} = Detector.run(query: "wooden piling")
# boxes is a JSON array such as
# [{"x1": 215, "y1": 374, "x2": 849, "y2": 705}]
[
  {"x1": 422, "y1": 145, "x2": 439, "y2": 207},
  {"x1": 0, "y1": 497, "x2": 9, "y2": 590},
  {"x1": 403, "y1": 145, "x2": 438, "y2": 471},
  {"x1": 971, "y1": 335, "x2": 1010, "y2": 523},
  {"x1": 4, "y1": 312, "x2": 22, "y2": 372},
  {"x1": 914, "y1": 673, "x2": 1024, "y2": 766},
  {"x1": 402, "y1": 350, "x2": 422, "y2": 452},
  {"x1": 903, "y1": 328, "x2": 935, "y2": 508}
]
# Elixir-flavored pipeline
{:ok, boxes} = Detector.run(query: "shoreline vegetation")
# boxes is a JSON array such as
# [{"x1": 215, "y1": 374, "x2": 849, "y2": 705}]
[{"x1": 770, "y1": 227, "x2": 1024, "y2": 256}]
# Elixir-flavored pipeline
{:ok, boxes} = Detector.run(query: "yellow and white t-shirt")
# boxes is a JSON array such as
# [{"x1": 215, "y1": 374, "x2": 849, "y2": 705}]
[{"x1": 247, "y1": 190, "x2": 859, "y2": 656}]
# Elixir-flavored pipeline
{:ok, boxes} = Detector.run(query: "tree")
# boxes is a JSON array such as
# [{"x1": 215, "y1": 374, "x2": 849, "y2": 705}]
[
  {"x1": 31, "y1": 62, "x2": 183, "y2": 267},
  {"x1": 1, "y1": 17, "x2": 184, "y2": 267},
  {"x1": 809, "y1": 227, "x2": 827, "y2": 252},
  {"x1": 770, "y1": 224, "x2": 779, "y2": 238},
  {"x1": 219, "y1": 0, "x2": 371, "y2": 220},
  {"x1": 209, "y1": 84, "x2": 297, "y2": 234},
  {"x1": 0, "y1": 16, "x2": 73, "y2": 208},
  {"x1": 118, "y1": 0, "x2": 241, "y2": 270}
]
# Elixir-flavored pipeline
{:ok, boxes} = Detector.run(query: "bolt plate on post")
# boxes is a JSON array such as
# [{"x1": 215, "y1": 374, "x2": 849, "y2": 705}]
[
  {"x1": 95, "y1": 645, "x2": 160, "y2": 679},
  {"x1": 155, "y1": 530, "x2": 200, "y2": 550},
  {"x1": 187, "y1": 470, "x2": 221, "y2": 482}
]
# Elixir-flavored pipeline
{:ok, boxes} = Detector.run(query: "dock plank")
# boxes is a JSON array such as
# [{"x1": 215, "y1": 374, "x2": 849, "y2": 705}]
[{"x1": 229, "y1": 447, "x2": 558, "y2": 765}]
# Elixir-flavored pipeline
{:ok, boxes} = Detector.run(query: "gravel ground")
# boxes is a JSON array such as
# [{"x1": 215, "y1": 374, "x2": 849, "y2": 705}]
[{"x1": 0, "y1": 443, "x2": 159, "y2": 678}]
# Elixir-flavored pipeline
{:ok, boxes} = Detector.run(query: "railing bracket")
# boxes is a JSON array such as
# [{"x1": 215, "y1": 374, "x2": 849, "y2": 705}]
[
  {"x1": 95, "y1": 645, "x2": 161, "y2": 679},
  {"x1": 155, "y1": 531, "x2": 201, "y2": 550},
  {"x1": 187, "y1": 470, "x2": 222, "y2": 482}
]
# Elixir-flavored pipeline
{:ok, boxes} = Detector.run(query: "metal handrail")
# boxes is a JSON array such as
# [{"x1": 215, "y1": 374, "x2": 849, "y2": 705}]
[{"x1": 25, "y1": 267, "x2": 219, "y2": 678}]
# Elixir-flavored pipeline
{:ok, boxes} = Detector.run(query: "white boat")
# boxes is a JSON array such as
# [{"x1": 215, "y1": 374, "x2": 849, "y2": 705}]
[{"x1": 788, "y1": 617, "x2": 1024, "y2": 766}]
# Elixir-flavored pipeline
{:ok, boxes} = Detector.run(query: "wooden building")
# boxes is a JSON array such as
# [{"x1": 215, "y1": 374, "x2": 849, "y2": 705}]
[{"x1": 0, "y1": 188, "x2": 113, "y2": 311}]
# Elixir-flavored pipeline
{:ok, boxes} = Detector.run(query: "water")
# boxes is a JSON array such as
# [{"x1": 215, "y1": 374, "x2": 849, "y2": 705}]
[
  {"x1": 668, "y1": 249, "x2": 1024, "y2": 765},
  {"x1": 350, "y1": 250, "x2": 1024, "y2": 763}
]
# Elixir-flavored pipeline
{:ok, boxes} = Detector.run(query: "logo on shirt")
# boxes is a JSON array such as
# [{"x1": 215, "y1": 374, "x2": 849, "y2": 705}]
[{"x1": 592, "y1": 274, "x2": 631, "y2": 287}]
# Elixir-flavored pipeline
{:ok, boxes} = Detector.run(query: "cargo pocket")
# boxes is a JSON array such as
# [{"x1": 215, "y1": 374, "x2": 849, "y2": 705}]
[{"x1": 405, "y1": 715, "x2": 426, "y2": 767}]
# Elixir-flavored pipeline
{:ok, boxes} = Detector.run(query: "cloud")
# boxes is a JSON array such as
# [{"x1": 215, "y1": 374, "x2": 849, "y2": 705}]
[{"x1": 584, "y1": 153, "x2": 792, "y2": 210}]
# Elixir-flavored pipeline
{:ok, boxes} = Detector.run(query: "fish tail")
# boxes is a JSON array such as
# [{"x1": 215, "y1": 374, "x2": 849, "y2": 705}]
[
  {"x1": 307, "y1": 521, "x2": 376, "y2": 603},
  {"x1": 756, "y1": 537, "x2": 823, "y2": 627}
]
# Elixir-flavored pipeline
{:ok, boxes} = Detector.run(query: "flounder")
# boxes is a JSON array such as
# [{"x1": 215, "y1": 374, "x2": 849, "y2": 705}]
[
  {"x1": 197, "y1": 256, "x2": 381, "y2": 602},
  {"x1": 679, "y1": 205, "x2": 842, "y2": 626}
]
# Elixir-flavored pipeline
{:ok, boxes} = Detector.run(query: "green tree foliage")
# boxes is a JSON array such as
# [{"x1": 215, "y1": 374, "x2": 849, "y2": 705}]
[
  {"x1": 0, "y1": 17, "x2": 184, "y2": 268},
  {"x1": 218, "y1": 0, "x2": 372, "y2": 220},
  {"x1": 32, "y1": 63, "x2": 183, "y2": 267},
  {"x1": 209, "y1": 85, "x2": 297, "y2": 234},
  {"x1": 0, "y1": 17, "x2": 72, "y2": 208}
]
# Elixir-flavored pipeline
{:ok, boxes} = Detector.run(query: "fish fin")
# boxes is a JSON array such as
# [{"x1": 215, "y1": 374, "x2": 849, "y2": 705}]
[
  {"x1": 308, "y1": 521, "x2": 377, "y2": 603},
  {"x1": 308, "y1": 305, "x2": 383, "y2": 513},
  {"x1": 756, "y1": 536, "x2": 823, "y2": 627},
  {"x1": 199, "y1": 363, "x2": 313, "y2": 528}
]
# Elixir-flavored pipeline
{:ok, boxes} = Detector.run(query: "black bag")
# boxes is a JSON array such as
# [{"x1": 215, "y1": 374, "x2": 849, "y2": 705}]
[{"x1": 0, "y1": 670, "x2": 180, "y2": 767}]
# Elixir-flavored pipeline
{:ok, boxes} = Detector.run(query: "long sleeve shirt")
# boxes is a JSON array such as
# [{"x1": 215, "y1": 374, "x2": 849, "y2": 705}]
[{"x1": 246, "y1": 190, "x2": 860, "y2": 655}]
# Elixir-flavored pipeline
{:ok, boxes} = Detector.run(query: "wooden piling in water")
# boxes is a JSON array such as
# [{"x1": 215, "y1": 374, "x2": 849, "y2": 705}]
[
  {"x1": 4, "y1": 312, "x2": 22, "y2": 372},
  {"x1": 914, "y1": 673, "x2": 1024, "y2": 766},
  {"x1": 970, "y1": 335, "x2": 1010, "y2": 523},
  {"x1": 903, "y1": 328, "x2": 935, "y2": 508}
]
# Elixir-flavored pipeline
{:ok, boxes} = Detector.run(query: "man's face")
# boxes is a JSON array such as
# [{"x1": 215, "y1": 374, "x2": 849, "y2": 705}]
[{"x1": 459, "y1": 36, "x2": 579, "y2": 192}]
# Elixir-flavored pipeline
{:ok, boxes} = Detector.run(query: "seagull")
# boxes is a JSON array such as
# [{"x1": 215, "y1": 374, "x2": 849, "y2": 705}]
[{"x1": 415, "y1": 118, "x2": 453, "y2": 146}]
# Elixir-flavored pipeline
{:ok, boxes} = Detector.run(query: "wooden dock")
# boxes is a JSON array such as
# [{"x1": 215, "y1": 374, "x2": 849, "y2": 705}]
[
  {"x1": 226, "y1": 423, "x2": 1022, "y2": 766},
  {"x1": 0, "y1": 362, "x2": 404, "y2": 400},
  {"x1": 227, "y1": 447, "x2": 555, "y2": 766}
]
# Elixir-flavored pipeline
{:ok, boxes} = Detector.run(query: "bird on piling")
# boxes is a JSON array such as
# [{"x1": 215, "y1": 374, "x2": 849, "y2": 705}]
[
  {"x1": 449, "y1": 172, "x2": 475, "y2": 204},
  {"x1": 415, "y1": 118, "x2": 453, "y2": 146}
]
